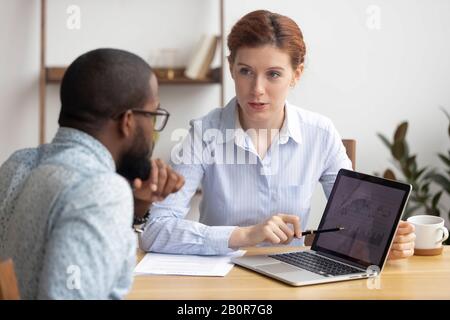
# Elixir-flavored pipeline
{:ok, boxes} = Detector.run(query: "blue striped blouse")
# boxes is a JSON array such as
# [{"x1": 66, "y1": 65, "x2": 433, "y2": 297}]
[{"x1": 140, "y1": 97, "x2": 352, "y2": 255}]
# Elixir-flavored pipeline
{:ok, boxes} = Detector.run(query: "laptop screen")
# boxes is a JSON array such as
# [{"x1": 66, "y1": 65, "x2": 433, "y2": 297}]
[{"x1": 312, "y1": 169, "x2": 411, "y2": 268}]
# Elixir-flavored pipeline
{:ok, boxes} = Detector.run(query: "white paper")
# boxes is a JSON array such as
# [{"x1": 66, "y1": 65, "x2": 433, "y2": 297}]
[{"x1": 134, "y1": 250, "x2": 246, "y2": 277}]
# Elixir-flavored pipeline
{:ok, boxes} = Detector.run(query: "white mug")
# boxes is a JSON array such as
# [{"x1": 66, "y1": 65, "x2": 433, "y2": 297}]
[{"x1": 407, "y1": 215, "x2": 449, "y2": 255}]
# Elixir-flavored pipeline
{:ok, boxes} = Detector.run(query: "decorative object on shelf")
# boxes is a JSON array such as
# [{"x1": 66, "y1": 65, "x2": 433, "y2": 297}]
[
  {"x1": 209, "y1": 67, "x2": 222, "y2": 83},
  {"x1": 185, "y1": 34, "x2": 219, "y2": 80},
  {"x1": 153, "y1": 68, "x2": 220, "y2": 84},
  {"x1": 150, "y1": 48, "x2": 179, "y2": 80}
]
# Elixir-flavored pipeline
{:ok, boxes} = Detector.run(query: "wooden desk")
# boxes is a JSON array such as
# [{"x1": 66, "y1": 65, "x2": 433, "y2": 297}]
[{"x1": 127, "y1": 246, "x2": 450, "y2": 300}]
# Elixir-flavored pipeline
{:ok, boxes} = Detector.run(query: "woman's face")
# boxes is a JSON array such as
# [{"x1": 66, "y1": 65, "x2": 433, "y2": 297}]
[{"x1": 230, "y1": 45, "x2": 302, "y2": 128}]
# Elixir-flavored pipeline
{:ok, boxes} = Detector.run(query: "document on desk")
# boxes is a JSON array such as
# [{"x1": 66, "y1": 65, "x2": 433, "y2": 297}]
[{"x1": 134, "y1": 250, "x2": 246, "y2": 277}]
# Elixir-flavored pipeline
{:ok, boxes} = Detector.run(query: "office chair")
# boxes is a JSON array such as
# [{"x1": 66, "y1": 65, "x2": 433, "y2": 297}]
[
  {"x1": 304, "y1": 139, "x2": 356, "y2": 246},
  {"x1": 0, "y1": 258, "x2": 20, "y2": 300}
]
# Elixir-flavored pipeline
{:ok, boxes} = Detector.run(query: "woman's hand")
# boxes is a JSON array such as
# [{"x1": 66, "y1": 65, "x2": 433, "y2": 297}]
[
  {"x1": 387, "y1": 220, "x2": 416, "y2": 260},
  {"x1": 229, "y1": 213, "x2": 302, "y2": 248}
]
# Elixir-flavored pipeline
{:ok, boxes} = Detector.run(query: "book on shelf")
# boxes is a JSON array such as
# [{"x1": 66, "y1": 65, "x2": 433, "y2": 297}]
[{"x1": 185, "y1": 34, "x2": 219, "y2": 80}]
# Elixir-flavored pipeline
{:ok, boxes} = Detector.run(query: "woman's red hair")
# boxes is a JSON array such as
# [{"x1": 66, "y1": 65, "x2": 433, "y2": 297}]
[{"x1": 227, "y1": 10, "x2": 306, "y2": 69}]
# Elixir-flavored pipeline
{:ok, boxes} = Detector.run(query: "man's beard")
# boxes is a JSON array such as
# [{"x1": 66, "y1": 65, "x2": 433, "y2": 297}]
[{"x1": 117, "y1": 127, "x2": 153, "y2": 181}]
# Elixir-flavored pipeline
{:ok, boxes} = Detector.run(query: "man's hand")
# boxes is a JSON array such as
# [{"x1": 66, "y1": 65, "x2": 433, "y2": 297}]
[
  {"x1": 387, "y1": 220, "x2": 416, "y2": 260},
  {"x1": 132, "y1": 159, "x2": 184, "y2": 217},
  {"x1": 229, "y1": 213, "x2": 302, "y2": 248}
]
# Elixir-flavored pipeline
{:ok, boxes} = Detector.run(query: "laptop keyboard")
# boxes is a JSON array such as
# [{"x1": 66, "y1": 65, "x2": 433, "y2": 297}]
[{"x1": 269, "y1": 251, "x2": 363, "y2": 277}]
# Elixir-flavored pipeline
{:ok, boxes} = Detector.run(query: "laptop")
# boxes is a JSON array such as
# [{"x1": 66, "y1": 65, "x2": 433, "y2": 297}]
[{"x1": 232, "y1": 169, "x2": 412, "y2": 286}]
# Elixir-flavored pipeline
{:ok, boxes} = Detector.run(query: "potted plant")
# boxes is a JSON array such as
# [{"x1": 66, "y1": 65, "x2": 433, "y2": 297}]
[
  {"x1": 377, "y1": 109, "x2": 449, "y2": 244},
  {"x1": 377, "y1": 122, "x2": 442, "y2": 219}
]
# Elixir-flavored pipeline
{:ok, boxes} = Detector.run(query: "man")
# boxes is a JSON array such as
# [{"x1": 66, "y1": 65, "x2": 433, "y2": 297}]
[{"x1": 0, "y1": 48, "x2": 184, "y2": 299}]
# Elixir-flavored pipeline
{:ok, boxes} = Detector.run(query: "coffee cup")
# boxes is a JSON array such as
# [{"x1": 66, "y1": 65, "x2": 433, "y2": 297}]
[{"x1": 407, "y1": 215, "x2": 449, "y2": 256}]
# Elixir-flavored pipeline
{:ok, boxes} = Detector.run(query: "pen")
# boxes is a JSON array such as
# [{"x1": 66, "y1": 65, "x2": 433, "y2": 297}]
[
  {"x1": 134, "y1": 227, "x2": 144, "y2": 234},
  {"x1": 299, "y1": 226, "x2": 344, "y2": 237}
]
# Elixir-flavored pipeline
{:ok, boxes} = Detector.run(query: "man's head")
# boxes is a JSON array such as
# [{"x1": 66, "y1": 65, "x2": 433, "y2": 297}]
[{"x1": 59, "y1": 48, "x2": 160, "y2": 181}]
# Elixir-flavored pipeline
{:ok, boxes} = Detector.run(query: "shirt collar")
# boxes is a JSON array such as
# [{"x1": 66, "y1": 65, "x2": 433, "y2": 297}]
[
  {"x1": 217, "y1": 97, "x2": 239, "y2": 145},
  {"x1": 233, "y1": 106, "x2": 248, "y2": 148},
  {"x1": 218, "y1": 98, "x2": 302, "y2": 145},
  {"x1": 52, "y1": 127, "x2": 116, "y2": 172},
  {"x1": 283, "y1": 101, "x2": 302, "y2": 144}
]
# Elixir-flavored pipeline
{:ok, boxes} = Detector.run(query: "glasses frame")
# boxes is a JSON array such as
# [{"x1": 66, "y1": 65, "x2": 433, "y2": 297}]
[{"x1": 130, "y1": 107, "x2": 170, "y2": 132}]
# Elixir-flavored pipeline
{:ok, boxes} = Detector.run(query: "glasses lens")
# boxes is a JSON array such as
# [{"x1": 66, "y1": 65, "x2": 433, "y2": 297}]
[
  {"x1": 154, "y1": 109, "x2": 169, "y2": 132},
  {"x1": 154, "y1": 115, "x2": 164, "y2": 131}
]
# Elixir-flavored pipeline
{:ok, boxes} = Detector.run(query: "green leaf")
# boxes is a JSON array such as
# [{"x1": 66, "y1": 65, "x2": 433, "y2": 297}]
[
  {"x1": 442, "y1": 107, "x2": 450, "y2": 137},
  {"x1": 377, "y1": 133, "x2": 392, "y2": 149},
  {"x1": 410, "y1": 182, "x2": 419, "y2": 192},
  {"x1": 403, "y1": 163, "x2": 412, "y2": 179},
  {"x1": 394, "y1": 122, "x2": 408, "y2": 142},
  {"x1": 410, "y1": 153, "x2": 417, "y2": 173},
  {"x1": 383, "y1": 169, "x2": 396, "y2": 180},
  {"x1": 430, "y1": 174, "x2": 450, "y2": 194},
  {"x1": 432, "y1": 191, "x2": 443, "y2": 209},
  {"x1": 421, "y1": 182, "x2": 430, "y2": 194},
  {"x1": 392, "y1": 140, "x2": 405, "y2": 160},
  {"x1": 438, "y1": 153, "x2": 450, "y2": 167},
  {"x1": 442, "y1": 107, "x2": 450, "y2": 121},
  {"x1": 406, "y1": 155, "x2": 416, "y2": 168},
  {"x1": 427, "y1": 207, "x2": 441, "y2": 217},
  {"x1": 424, "y1": 168, "x2": 436, "y2": 180},
  {"x1": 414, "y1": 167, "x2": 427, "y2": 181}
]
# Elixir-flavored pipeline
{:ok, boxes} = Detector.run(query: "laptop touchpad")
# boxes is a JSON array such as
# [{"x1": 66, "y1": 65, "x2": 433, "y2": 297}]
[{"x1": 258, "y1": 263, "x2": 301, "y2": 274}]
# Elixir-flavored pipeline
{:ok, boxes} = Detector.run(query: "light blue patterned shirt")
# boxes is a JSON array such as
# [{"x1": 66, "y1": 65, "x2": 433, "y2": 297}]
[
  {"x1": 0, "y1": 127, "x2": 136, "y2": 299},
  {"x1": 140, "y1": 98, "x2": 352, "y2": 255}
]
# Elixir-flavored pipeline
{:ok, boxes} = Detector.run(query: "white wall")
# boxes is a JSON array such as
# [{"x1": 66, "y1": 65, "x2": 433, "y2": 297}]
[
  {"x1": 1, "y1": 0, "x2": 449, "y2": 227},
  {"x1": 224, "y1": 0, "x2": 450, "y2": 228},
  {"x1": 0, "y1": 0, "x2": 40, "y2": 159},
  {"x1": 44, "y1": 0, "x2": 221, "y2": 162}
]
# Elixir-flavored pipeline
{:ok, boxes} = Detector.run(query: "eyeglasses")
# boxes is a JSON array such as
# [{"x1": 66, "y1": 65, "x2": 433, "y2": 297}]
[{"x1": 130, "y1": 107, "x2": 170, "y2": 132}]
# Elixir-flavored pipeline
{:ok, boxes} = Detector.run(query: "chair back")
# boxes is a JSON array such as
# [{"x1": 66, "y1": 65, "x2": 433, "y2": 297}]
[
  {"x1": 342, "y1": 139, "x2": 356, "y2": 170},
  {"x1": 305, "y1": 139, "x2": 356, "y2": 246},
  {"x1": 0, "y1": 259, "x2": 20, "y2": 300}
]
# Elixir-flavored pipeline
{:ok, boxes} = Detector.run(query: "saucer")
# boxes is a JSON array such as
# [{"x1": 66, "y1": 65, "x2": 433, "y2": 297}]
[{"x1": 414, "y1": 247, "x2": 443, "y2": 256}]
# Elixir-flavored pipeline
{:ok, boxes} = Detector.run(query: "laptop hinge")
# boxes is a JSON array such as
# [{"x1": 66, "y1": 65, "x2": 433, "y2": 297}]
[{"x1": 314, "y1": 250, "x2": 368, "y2": 271}]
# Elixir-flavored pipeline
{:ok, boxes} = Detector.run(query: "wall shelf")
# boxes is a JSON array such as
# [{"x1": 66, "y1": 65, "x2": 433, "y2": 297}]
[
  {"x1": 40, "y1": 0, "x2": 225, "y2": 143},
  {"x1": 45, "y1": 67, "x2": 222, "y2": 85}
]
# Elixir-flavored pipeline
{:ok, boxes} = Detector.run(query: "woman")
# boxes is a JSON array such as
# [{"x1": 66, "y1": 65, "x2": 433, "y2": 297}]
[{"x1": 140, "y1": 10, "x2": 415, "y2": 259}]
